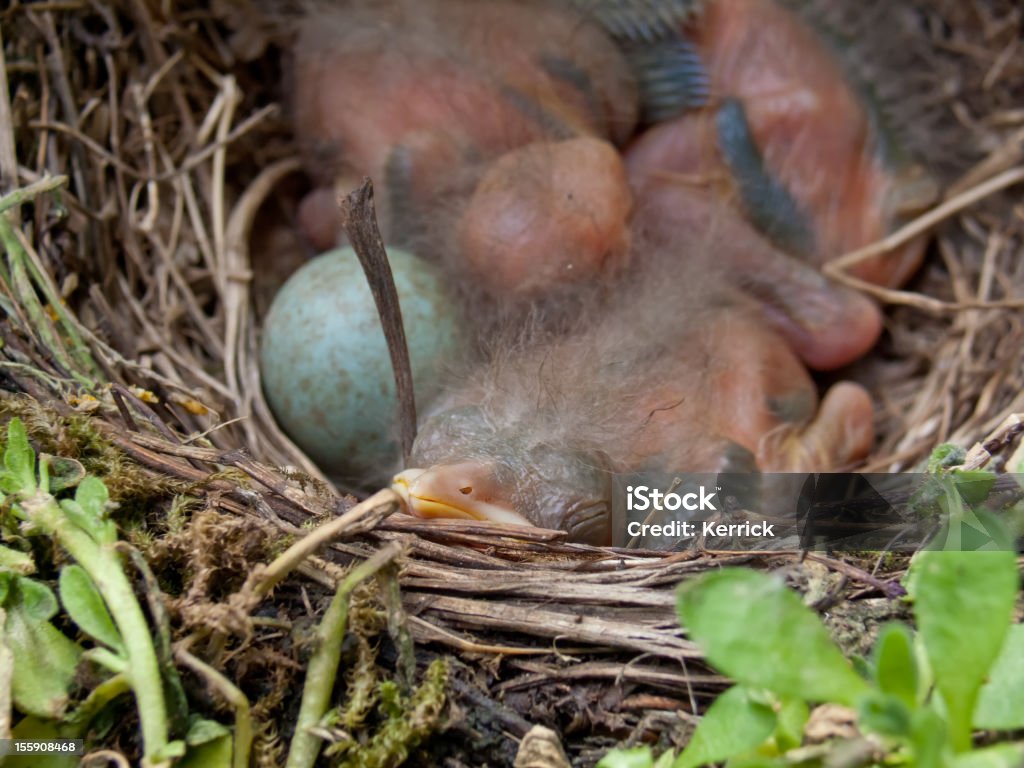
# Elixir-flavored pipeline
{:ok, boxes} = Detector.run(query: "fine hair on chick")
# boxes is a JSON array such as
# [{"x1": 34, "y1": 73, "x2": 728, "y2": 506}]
[
  {"x1": 399, "y1": 193, "x2": 875, "y2": 543},
  {"x1": 416, "y1": 199, "x2": 795, "y2": 475}
]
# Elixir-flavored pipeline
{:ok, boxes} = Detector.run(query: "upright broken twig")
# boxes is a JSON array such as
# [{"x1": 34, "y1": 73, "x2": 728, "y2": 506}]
[{"x1": 338, "y1": 178, "x2": 418, "y2": 461}]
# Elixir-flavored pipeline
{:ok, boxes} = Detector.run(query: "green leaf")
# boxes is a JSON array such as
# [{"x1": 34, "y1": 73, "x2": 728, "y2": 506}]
[
  {"x1": 653, "y1": 752, "x2": 676, "y2": 768},
  {"x1": 83, "y1": 646, "x2": 128, "y2": 674},
  {"x1": 75, "y1": 475, "x2": 110, "y2": 519},
  {"x1": 874, "y1": 623, "x2": 918, "y2": 709},
  {"x1": 674, "y1": 686, "x2": 776, "y2": 768},
  {"x1": 773, "y1": 698, "x2": 809, "y2": 753},
  {"x1": 723, "y1": 758, "x2": 788, "y2": 768},
  {"x1": 951, "y1": 470, "x2": 995, "y2": 505},
  {"x1": 925, "y1": 472, "x2": 1015, "y2": 552},
  {"x1": 59, "y1": 565, "x2": 125, "y2": 653},
  {"x1": 185, "y1": 716, "x2": 232, "y2": 746},
  {"x1": 150, "y1": 740, "x2": 187, "y2": 761},
  {"x1": 2, "y1": 418, "x2": 36, "y2": 494},
  {"x1": 0, "y1": 545, "x2": 34, "y2": 574},
  {"x1": 910, "y1": 550, "x2": 1018, "y2": 751},
  {"x1": 15, "y1": 575, "x2": 59, "y2": 621},
  {"x1": 4, "y1": 587, "x2": 82, "y2": 718},
  {"x1": 951, "y1": 743, "x2": 1024, "y2": 768},
  {"x1": 45, "y1": 455, "x2": 85, "y2": 493},
  {"x1": 176, "y1": 733, "x2": 234, "y2": 768},
  {"x1": 927, "y1": 444, "x2": 965, "y2": 472},
  {"x1": 7, "y1": 717, "x2": 81, "y2": 768},
  {"x1": 59, "y1": 502, "x2": 115, "y2": 547},
  {"x1": 974, "y1": 624, "x2": 1024, "y2": 730},
  {"x1": 858, "y1": 692, "x2": 913, "y2": 737},
  {"x1": 851, "y1": 654, "x2": 872, "y2": 681},
  {"x1": 677, "y1": 569, "x2": 871, "y2": 706},
  {"x1": 59, "y1": 476, "x2": 116, "y2": 544},
  {"x1": 597, "y1": 747, "x2": 656, "y2": 768},
  {"x1": 58, "y1": 499, "x2": 90, "y2": 536},
  {"x1": 909, "y1": 707, "x2": 948, "y2": 768}
]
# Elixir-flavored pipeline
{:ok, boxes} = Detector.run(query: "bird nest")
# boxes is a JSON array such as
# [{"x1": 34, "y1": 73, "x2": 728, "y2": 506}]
[{"x1": 1, "y1": 0, "x2": 1023, "y2": 765}]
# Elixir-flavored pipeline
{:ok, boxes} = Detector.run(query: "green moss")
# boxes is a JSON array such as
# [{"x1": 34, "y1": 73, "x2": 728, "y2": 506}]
[
  {"x1": 330, "y1": 659, "x2": 448, "y2": 768},
  {"x1": 0, "y1": 396, "x2": 191, "y2": 527}
]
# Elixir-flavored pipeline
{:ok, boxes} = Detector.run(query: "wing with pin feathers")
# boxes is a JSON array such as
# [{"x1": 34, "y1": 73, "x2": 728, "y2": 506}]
[
  {"x1": 564, "y1": 0, "x2": 711, "y2": 122},
  {"x1": 564, "y1": 0, "x2": 705, "y2": 41},
  {"x1": 621, "y1": 0, "x2": 938, "y2": 292}
]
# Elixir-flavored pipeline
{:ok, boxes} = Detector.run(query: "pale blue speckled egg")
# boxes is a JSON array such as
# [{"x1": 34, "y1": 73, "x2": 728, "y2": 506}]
[{"x1": 260, "y1": 246, "x2": 461, "y2": 484}]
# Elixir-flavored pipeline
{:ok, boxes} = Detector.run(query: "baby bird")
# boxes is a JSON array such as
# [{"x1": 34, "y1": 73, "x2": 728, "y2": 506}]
[
  {"x1": 291, "y1": 0, "x2": 638, "y2": 300},
  {"x1": 392, "y1": 216, "x2": 874, "y2": 545},
  {"x1": 629, "y1": 173, "x2": 883, "y2": 371},
  {"x1": 624, "y1": 0, "x2": 936, "y2": 299},
  {"x1": 278, "y1": 0, "x2": 936, "y2": 545}
]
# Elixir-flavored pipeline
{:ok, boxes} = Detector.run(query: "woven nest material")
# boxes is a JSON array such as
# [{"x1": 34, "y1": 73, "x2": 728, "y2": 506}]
[{"x1": 1, "y1": 0, "x2": 1023, "y2": 765}]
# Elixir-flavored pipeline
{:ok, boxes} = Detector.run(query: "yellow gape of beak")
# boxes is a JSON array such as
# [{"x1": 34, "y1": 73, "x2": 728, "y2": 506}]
[{"x1": 392, "y1": 465, "x2": 534, "y2": 526}]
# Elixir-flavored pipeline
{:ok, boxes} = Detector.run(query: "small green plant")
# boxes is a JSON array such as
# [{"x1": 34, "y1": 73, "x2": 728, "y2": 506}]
[
  {"x1": 599, "y1": 470, "x2": 1024, "y2": 768},
  {"x1": 0, "y1": 418, "x2": 206, "y2": 767},
  {"x1": 1, "y1": 416, "x2": 447, "y2": 767}
]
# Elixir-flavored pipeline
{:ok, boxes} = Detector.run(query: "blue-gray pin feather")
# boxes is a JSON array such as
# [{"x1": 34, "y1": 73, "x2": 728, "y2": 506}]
[
  {"x1": 715, "y1": 98, "x2": 816, "y2": 258},
  {"x1": 565, "y1": 0, "x2": 710, "y2": 122},
  {"x1": 565, "y1": 0, "x2": 705, "y2": 41}
]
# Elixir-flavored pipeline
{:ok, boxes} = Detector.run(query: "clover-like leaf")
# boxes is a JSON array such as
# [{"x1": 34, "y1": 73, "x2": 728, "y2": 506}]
[
  {"x1": 674, "y1": 686, "x2": 776, "y2": 768},
  {"x1": 677, "y1": 569, "x2": 870, "y2": 706},
  {"x1": 59, "y1": 564, "x2": 125, "y2": 653}
]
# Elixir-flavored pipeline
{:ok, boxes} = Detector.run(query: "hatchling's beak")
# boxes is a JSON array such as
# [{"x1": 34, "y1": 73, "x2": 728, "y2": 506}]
[{"x1": 392, "y1": 464, "x2": 534, "y2": 526}]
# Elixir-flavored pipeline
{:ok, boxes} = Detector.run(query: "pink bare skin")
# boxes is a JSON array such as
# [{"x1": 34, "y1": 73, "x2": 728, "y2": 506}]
[
  {"x1": 276, "y1": 0, "x2": 896, "y2": 545},
  {"x1": 457, "y1": 137, "x2": 633, "y2": 298},
  {"x1": 628, "y1": 0, "x2": 932, "y2": 285},
  {"x1": 630, "y1": 180, "x2": 882, "y2": 371},
  {"x1": 619, "y1": 307, "x2": 873, "y2": 475},
  {"x1": 394, "y1": 248, "x2": 875, "y2": 544},
  {"x1": 290, "y1": 0, "x2": 638, "y2": 286}
]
